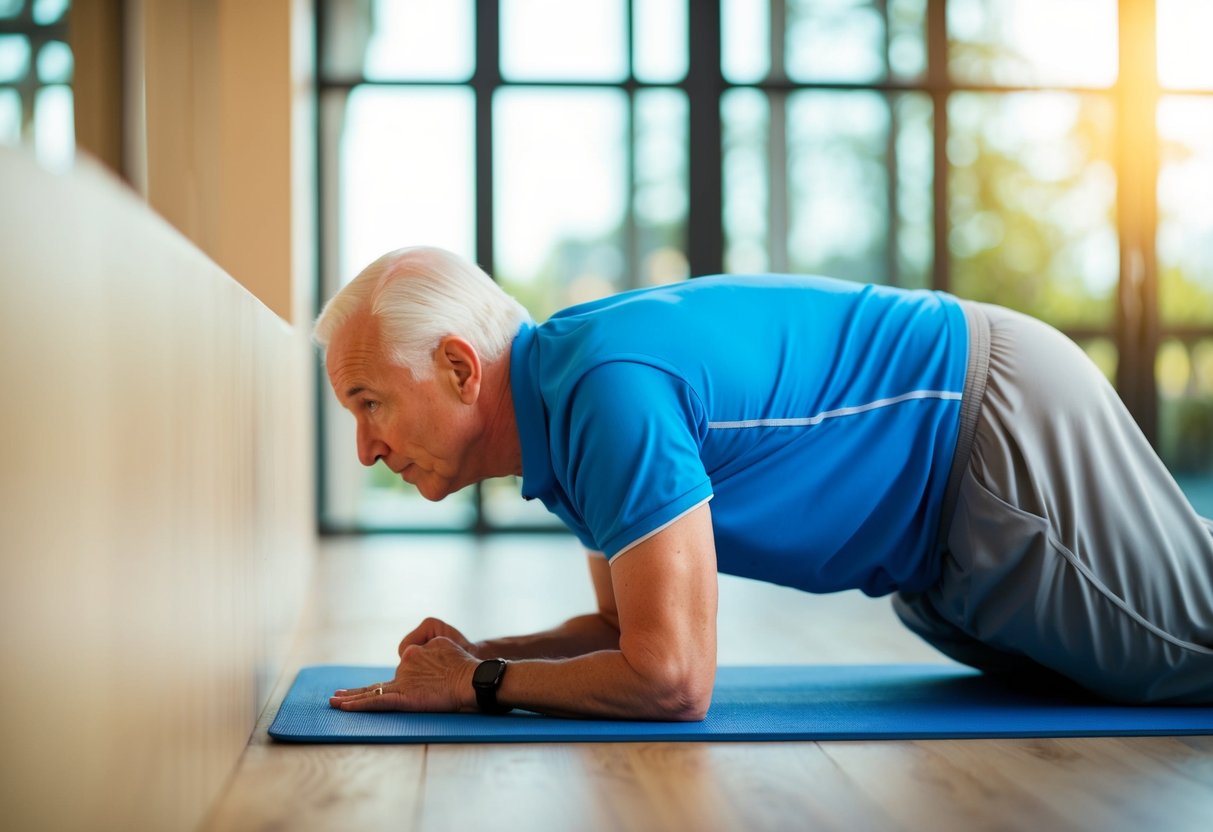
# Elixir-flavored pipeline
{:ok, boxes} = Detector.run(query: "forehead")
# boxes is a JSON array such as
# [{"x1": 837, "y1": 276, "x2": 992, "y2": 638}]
[{"x1": 325, "y1": 310, "x2": 387, "y2": 382}]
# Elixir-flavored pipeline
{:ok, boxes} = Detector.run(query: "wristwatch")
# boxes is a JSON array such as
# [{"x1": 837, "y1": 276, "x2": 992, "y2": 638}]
[{"x1": 472, "y1": 658, "x2": 510, "y2": 715}]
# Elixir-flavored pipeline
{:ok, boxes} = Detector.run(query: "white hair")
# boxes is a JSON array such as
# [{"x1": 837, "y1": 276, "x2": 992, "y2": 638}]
[{"x1": 313, "y1": 246, "x2": 531, "y2": 377}]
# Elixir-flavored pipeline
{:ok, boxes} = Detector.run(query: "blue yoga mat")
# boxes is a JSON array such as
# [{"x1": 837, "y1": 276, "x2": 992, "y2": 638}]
[{"x1": 268, "y1": 664, "x2": 1213, "y2": 743}]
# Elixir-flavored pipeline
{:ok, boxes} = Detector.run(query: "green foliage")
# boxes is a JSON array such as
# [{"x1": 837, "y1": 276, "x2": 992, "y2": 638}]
[
  {"x1": 1160, "y1": 397, "x2": 1213, "y2": 474},
  {"x1": 948, "y1": 92, "x2": 1117, "y2": 328},
  {"x1": 1160, "y1": 266, "x2": 1213, "y2": 326}
]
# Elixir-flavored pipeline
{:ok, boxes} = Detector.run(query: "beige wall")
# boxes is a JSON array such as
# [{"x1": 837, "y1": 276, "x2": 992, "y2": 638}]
[
  {"x1": 0, "y1": 148, "x2": 314, "y2": 829},
  {"x1": 68, "y1": 0, "x2": 125, "y2": 174},
  {"x1": 71, "y1": 0, "x2": 313, "y2": 324}
]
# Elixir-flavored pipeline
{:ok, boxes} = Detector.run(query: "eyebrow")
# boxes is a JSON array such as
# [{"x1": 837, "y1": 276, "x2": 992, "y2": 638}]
[{"x1": 345, "y1": 386, "x2": 367, "y2": 400}]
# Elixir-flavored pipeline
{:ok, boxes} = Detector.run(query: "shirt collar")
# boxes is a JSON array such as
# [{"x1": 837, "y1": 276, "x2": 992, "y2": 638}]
[{"x1": 509, "y1": 320, "x2": 555, "y2": 502}]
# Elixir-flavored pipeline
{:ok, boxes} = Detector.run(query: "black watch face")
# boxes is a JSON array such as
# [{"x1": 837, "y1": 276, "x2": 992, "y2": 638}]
[{"x1": 473, "y1": 660, "x2": 504, "y2": 686}]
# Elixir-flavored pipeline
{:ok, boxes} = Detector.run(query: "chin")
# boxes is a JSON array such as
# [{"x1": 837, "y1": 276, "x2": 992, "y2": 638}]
[{"x1": 416, "y1": 481, "x2": 454, "y2": 502}]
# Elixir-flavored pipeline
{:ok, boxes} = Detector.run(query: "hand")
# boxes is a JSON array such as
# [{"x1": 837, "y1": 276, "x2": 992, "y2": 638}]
[
  {"x1": 397, "y1": 616, "x2": 480, "y2": 658},
  {"x1": 329, "y1": 636, "x2": 479, "y2": 713}
]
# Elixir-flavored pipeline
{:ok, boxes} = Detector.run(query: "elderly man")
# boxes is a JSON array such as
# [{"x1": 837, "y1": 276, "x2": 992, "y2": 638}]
[{"x1": 316, "y1": 246, "x2": 1213, "y2": 718}]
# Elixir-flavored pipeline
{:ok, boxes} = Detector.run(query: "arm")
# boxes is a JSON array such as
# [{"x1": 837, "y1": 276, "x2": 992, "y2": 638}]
[
  {"x1": 496, "y1": 503, "x2": 718, "y2": 720},
  {"x1": 376, "y1": 553, "x2": 619, "y2": 662},
  {"x1": 471, "y1": 554, "x2": 622, "y2": 659},
  {"x1": 331, "y1": 503, "x2": 719, "y2": 721}
]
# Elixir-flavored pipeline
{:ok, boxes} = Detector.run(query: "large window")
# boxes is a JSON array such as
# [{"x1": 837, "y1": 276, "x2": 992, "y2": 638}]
[
  {"x1": 0, "y1": 0, "x2": 73, "y2": 169},
  {"x1": 317, "y1": 0, "x2": 1213, "y2": 533}
]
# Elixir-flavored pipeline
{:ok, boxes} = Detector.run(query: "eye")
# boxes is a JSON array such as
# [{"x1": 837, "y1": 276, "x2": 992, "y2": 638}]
[{"x1": 362, "y1": 400, "x2": 379, "y2": 413}]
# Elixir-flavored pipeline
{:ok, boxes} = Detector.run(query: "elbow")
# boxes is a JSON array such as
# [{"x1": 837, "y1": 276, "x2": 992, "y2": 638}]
[
  {"x1": 630, "y1": 655, "x2": 715, "y2": 721},
  {"x1": 667, "y1": 687, "x2": 712, "y2": 722},
  {"x1": 620, "y1": 629, "x2": 716, "y2": 720}
]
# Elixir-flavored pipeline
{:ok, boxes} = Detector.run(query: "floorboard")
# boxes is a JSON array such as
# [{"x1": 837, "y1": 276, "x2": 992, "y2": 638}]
[{"x1": 203, "y1": 535, "x2": 1213, "y2": 831}]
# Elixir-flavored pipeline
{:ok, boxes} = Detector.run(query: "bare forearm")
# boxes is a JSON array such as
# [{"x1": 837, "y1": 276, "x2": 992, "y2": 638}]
[
  {"x1": 473, "y1": 613, "x2": 620, "y2": 660},
  {"x1": 335, "y1": 509, "x2": 719, "y2": 722},
  {"x1": 491, "y1": 650, "x2": 710, "y2": 721}
]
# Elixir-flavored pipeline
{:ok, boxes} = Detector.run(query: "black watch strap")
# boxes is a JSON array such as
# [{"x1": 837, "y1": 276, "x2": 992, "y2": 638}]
[{"x1": 472, "y1": 659, "x2": 510, "y2": 715}]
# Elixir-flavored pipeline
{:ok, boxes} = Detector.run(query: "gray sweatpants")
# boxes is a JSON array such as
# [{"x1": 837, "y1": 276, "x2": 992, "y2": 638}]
[{"x1": 894, "y1": 302, "x2": 1213, "y2": 704}]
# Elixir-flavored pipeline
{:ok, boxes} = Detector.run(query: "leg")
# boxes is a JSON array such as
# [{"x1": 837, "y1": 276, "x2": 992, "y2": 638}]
[
  {"x1": 892, "y1": 590, "x2": 1085, "y2": 696},
  {"x1": 928, "y1": 304, "x2": 1213, "y2": 704}
]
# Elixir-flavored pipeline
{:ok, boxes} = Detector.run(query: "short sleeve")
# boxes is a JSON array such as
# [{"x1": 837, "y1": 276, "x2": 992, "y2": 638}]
[{"x1": 555, "y1": 361, "x2": 714, "y2": 560}]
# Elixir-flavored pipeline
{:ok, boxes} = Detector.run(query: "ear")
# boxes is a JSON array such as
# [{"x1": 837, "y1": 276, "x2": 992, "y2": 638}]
[{"x1": 435, "y1": 336, "x2": 482, "y2": 404}]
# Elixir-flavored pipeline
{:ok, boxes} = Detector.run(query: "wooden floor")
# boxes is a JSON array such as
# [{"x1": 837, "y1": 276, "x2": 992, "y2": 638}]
[{"x1": 204, "y1": 535, "x2": 1213, "y2": 832}]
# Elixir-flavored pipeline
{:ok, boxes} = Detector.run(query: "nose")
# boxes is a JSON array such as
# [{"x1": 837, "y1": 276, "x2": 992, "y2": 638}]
[{"x1": 356, "y1": 421, "x2": 389, "y2": 468}]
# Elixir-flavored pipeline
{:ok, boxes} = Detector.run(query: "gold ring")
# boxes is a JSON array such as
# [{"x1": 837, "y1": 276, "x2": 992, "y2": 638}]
[{"x1": 374, "y1": 686, "x2": 383, "y2": 696}]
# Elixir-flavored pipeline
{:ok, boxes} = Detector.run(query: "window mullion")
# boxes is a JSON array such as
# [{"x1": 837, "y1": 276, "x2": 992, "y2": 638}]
[
  {"x1": 687, "y1": 0, "x2": 724, "y2": 277},
  {"x1": 927, "y1": 0, "x2": 948, "y2": 293},
  {"x1": 879, "y1": 0, "x2": 899, "y2": 286},
  {"x1": 474, "y1": 0, "x2": 500, "y2": 280},
  {"x1": 1115, "y1": 0, "x2": 1161, "y2": 444},
  {"x1": 625, "y1": 0, "x2": 639, "y2": 290},
  {"x1": 472, "y1": 0, "x2": 502, "y2": 534},
  {"x1": 767, "y1": 0, "x2": 788, "y2": 273}
]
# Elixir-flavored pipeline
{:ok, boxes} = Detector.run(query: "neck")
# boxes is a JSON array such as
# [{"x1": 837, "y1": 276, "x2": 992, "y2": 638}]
[{"x1": 472, "y1": 348, "x2": 523, "y2": 480}]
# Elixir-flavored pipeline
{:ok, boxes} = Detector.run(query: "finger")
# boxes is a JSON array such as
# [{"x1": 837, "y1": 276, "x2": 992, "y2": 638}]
[
  {"x1": 398, "y1": 629, "x2": 426, "y2": 656},
  {"x1": 398, "y1": 619, "x2": 440, "y2": 656},
  {"x1": 329, "y1": 690, "x2": 408, "y2": 711},
  {"x1": 398, "y1": 616, "x2": 468, "y2": 656},
  {"x1": 329, "y1": 685, "x2": 389, "y2": 703},
  {"x1": 332, "y1": 681, "x2": 390, "y2": 697}
]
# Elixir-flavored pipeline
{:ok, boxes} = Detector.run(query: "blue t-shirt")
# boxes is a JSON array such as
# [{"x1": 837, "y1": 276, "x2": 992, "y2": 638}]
[{"x1": 510, "y1": 274, "x2": 969, "y2": 597}]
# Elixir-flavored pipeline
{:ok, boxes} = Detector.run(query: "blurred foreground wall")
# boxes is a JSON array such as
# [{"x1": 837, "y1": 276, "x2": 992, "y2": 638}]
[{"x1": 0, "y1": 148, "x2": 315, "y2": 830}]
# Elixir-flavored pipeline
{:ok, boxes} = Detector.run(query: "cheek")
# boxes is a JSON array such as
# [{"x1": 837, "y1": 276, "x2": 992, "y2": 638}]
[
  {"x1": 419, "y1": 399, "x2": 458, "y2": 437},
  {"x1": 388, "y1": 397, "x2": 462, "y2": 461},
  {"x1": 424, "y1": 411, "x2": 468, "y2": 464},
  {"x1": 388, "y1": 416, "x2": 416, "y2": 448},
  {"x1": 387, "y1": 410, "x2": 435, "y2": 454}
]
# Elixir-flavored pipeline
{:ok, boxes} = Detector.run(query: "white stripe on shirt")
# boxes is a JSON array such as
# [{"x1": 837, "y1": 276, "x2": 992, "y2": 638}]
[
  {"x1": 608, "y1": 495, "x2": 714, "y2": 563},
  {"x1": 707, "y1": 389, "x2": 962, "y2": 430}
]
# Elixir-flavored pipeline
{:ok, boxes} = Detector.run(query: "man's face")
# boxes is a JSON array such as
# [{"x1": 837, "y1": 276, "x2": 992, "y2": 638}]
[{"x1": 325, "y1": 312, "x2": 477, "y2": 501}]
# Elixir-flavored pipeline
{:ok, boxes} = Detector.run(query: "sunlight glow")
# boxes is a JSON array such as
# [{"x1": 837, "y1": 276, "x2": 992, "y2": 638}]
[
  {"x1": 1158, "y1": 0, "x2": 1213, "y2": 89},
  {"x1": 948, "y1": 0, "x2": 1117, "y2": 87}
]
